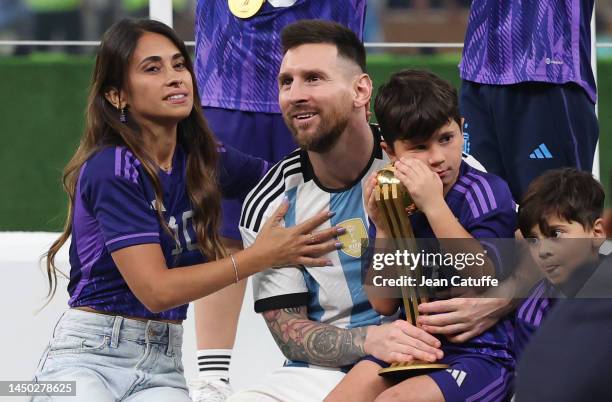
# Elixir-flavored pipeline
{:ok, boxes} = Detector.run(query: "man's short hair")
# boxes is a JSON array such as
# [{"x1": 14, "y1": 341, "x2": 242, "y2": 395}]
[
  {"x1": 374, "y1": 69, "x2": 461, "y2": 145},
  {"x1": 518, "y1": 168, "x2": 605, "y2": 237},
  {"x1": 280, "y1": 19, "x2": 366, "y2": 73}
]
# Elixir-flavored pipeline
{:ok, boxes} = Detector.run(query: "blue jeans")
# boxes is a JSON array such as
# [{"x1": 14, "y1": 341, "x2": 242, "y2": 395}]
[{"x1": 32, "y1": 309, "x2": 190, "y2": 401}]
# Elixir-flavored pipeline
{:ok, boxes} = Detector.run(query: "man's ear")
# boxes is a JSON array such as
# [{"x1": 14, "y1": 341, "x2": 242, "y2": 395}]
[
  {"x1": 353, "y1": 73, "x2": 372, "y2": 109},
  {"x1": 104, "y1": 87, "x2": 127, "y2": 109},
  {"x1": 380, "y1": 141, "x2": 397, "y2": 162}
]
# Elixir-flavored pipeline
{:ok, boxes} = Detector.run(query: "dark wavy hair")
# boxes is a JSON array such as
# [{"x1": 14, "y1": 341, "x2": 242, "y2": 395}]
[
  {"x1": 374, "y1": 69, "x2": 461, "y2": 146},
  {"x1": 44, "y1": 19, "x2": 225, "y2": 301},
  {"x1": 518, "y1": 168, "x2": 605, "y2": 237}
]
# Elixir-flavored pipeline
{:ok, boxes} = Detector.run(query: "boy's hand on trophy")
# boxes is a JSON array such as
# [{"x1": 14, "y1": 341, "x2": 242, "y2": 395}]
[
  {"x1": 364, "y1": 320, "x2": 444, "y2": 364},
  {"x1": 364, "y1": 172, "x2": 388, "y2": 238},
  {"x1": 395, "y1": 157, "x2": 444, "y2": 215}
]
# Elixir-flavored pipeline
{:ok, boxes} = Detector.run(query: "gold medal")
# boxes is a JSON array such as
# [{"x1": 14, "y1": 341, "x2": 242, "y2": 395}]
[{"x1": 228, "y1": 0, "x2": 265, "y2": 19}]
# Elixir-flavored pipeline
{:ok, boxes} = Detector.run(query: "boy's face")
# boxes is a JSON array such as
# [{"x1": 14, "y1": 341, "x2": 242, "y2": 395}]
[
  {"x1": 384, "y1": 119, "x2": 463, "y2": 193},
  {"x1": 527, "y1": 215, "x2": 604, "y2": 285}
]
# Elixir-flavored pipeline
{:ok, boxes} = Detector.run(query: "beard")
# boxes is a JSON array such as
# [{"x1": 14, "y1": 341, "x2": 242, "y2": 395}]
[{"x1": 284, "y1": 105, "x2": 351, "y2": 153}]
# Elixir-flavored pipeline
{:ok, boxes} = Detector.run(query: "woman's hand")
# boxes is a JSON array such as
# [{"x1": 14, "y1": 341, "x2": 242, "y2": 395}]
[{"x1": 253, "y1": 200, "x2": 345, "y2": 269}]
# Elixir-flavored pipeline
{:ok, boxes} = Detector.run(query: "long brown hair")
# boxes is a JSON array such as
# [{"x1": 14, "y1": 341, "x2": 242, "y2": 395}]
[{"x1": 45, "y1": 19, "x2": 225, "y2": 301}]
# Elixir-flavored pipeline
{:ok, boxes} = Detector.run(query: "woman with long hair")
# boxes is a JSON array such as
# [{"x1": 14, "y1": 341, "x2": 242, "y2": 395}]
[{"x1": 32, "y1": 19, "x2": 341, "y2": 401}]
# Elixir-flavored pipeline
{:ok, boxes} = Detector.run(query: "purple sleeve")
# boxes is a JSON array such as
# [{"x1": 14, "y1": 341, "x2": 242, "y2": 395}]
[
  {"x1": 464, "y1": 178, "x2": 517, "y2": 239},
  {"x1": 81, "y1": 151, "x2": 160, "y2": 253},
  {"x1": 217, "y1": 142, "x2": 270, "y2": 201},
  {"x1": 367, "y1": 218, "x2": 377, "y2": 239},
  {"x1": 466, "y1": 207, "x2": 517, "y2": 239},
  {"x1": 462, "y1": 176, "x2": 517, "y2": 278}
]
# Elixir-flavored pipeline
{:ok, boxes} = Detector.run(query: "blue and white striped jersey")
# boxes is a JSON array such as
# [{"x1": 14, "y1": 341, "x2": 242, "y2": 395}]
[{"x1": 239, "y1": 128, "x2": 390, "y2": 369}]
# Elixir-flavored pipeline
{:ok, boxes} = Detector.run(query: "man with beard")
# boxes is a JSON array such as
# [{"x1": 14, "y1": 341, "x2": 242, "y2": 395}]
[
  {"x1": 191, "y1": 3, "x2": 367, "y2": 400},
  {"x1": 228, "y1": 20, "x2": 445, "y2": 402}
]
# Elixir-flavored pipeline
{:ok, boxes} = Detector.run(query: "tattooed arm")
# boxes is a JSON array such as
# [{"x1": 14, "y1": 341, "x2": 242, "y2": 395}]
[
  {"x1": 262, "y1": 306, "x2": 444, "y2": 367},
  {"x1": 263, "y1": 306, "x2": 368, "y2": 367}
]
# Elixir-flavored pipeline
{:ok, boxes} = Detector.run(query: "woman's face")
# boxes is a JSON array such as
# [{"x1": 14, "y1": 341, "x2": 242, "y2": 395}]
[{"x1": 123, "y1": 32, "x2": 193, "y2": 127}]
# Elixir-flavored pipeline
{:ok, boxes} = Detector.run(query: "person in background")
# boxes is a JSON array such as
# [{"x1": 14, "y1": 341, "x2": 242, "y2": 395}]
[
  {"x1": 22, "y1": 0, "x2": 82, "y2": 54},
  {"x1": 459, "y1": 0, "x2": 599, "y2": 202}
]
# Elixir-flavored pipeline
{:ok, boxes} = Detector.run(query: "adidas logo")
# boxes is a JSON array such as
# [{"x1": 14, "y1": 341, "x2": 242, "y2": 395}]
[
  {"x1": 529, "y1": 143, "x2": 553, "y2": 159},
  {"x1": 446, "y1": 369, "x2": 467, "y2": 387}
]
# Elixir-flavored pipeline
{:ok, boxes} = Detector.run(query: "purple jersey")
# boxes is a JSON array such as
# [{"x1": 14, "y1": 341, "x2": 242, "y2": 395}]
[
  {"x1": 67, "y1": 144, "x2": 266, "y2": 320},
  {"x1": 514, "y1": 280, "x2": 558, "y2": 360},
  {"x1": 410, "y1": 161, "x2": 518, "y2": 363},
  {"x1": 194, "y1": 0, "x2": 366, "y2": 113},
  {"x1": 514, "y1": 254, "x2": 602, "y2": 359},
  {"x1": 410, "y1": 161, "x2": 517, "y2": 239},
  {"x1": 460, "y1": 0, "x2": 596, "y2": 103}
]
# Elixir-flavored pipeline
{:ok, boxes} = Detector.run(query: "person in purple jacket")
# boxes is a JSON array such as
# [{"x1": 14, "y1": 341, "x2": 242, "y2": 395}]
[
  {"x1": 30, "y1": 19, "x2": 342, "y2": 402},
  {"x1": 460, "y1": 0, "x2": 599, "y2": 202}
]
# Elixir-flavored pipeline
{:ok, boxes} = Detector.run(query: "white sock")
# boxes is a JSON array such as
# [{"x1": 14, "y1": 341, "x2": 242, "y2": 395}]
[{"x1": 197, "y1": 349, "x2": 231, "y2": 382}]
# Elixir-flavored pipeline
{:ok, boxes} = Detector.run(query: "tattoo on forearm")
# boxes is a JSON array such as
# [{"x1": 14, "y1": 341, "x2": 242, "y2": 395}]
[{"x1": 263, "y1": 307, "x2": 368, "y2": 367}]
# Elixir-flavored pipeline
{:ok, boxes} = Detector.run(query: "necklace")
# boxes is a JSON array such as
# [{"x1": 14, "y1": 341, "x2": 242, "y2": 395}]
[{"x1": 159, "y1": 163, "x2": 172, "y2": 172}]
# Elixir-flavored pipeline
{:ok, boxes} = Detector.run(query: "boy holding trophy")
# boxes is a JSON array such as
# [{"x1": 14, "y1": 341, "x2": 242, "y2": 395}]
[{"x1": 327, "y1": 70, "x2": 517, "y2": 402}]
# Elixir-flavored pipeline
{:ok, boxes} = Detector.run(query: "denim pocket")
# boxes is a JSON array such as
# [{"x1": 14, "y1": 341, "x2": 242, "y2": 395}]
[{"x1": 48, "y1": 332, "x2": 109, "y2": 356}]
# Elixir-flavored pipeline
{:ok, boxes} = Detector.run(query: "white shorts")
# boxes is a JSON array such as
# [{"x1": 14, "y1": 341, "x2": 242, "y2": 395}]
[{"x1": 227, "y1": 366, "x2": 346, "y2": 402}]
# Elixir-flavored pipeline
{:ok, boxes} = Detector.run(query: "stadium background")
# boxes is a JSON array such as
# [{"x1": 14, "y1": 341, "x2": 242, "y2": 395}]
[{"x1": 0, "y1": 53, "x2": 610, "y2": 231}]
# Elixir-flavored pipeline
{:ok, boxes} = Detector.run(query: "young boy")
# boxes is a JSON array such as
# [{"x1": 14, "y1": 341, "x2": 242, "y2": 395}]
[
  {"x1": 514, "y1": 168, "x2": 607, "y2": 360},
  {"x1": 326, "y1": 70, "x2": 517, "y2": 402}
]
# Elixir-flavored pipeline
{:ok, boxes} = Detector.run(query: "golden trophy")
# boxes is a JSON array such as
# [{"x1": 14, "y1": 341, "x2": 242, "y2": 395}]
[{"x1": 374, "y1": 165, "x2": 448, "y2": 380}]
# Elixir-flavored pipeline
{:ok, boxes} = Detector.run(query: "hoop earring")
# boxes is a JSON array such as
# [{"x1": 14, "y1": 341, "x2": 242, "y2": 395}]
[{"x1": 119, "y1": 107, "x2": 127, "y2": 124}]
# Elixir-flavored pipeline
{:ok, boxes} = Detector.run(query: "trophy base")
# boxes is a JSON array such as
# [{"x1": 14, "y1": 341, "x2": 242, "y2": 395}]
[{"x1": 378, "y1": 361, "x2": 449, "y2": 381}]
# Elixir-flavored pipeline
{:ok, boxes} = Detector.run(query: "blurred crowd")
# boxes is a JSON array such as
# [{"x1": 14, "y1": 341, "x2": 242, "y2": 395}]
[
  {"x1": 0, "y1": 0, "x2": 195, "y2": 54},
  {"x1": 0, "y1": 0, "x2": 611, "y2": 56}
]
